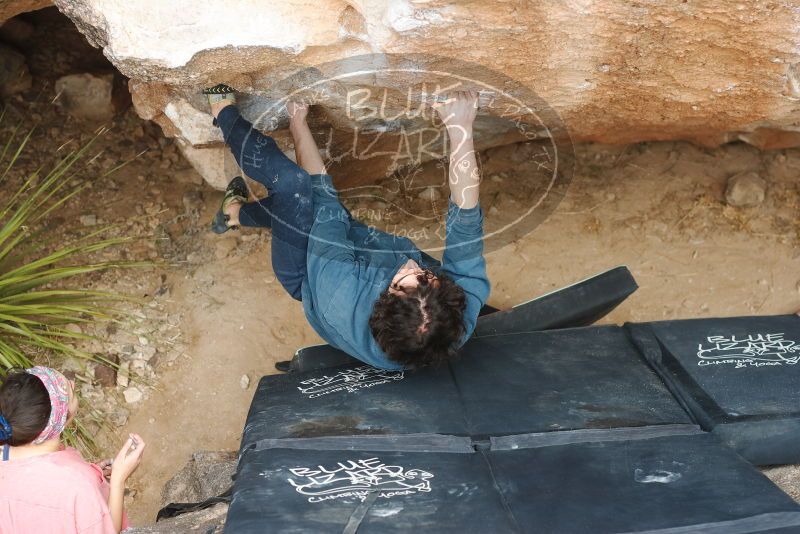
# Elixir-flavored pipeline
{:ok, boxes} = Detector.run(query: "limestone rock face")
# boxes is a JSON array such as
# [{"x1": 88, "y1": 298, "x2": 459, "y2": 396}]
[{"x1": 41, "y1": 0, "x2": 800, "y2": 188}]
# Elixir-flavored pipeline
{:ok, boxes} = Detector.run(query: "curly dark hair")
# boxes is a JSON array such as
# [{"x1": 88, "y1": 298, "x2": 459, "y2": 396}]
[{"x1": 369, "y1": 272, "x2": 467, "y2": 368}]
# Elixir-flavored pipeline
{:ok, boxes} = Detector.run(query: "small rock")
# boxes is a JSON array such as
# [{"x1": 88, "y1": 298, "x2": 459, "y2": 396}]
[
  {"x1": 54, "y1": 72, "x2": 126, "y2": 122},
  {"x1": 136, "y1": 346, "x2": 157, "y2": 361},
  {"x1": 240, "y1": 374, "x2": 250, "y2": 390},
  {"x1": 81, "y1": 383, "x2": 104, "y2": 403},
  {"x1": 95, "y1": 355, "x2": 119, "y2": 388},
  {"x1": 123, "y1": 387, "x2": 143, "y2": 404},
  {"x1": 130, "y1": 359, "x2": 150, "y2": 376},
  {"x1": 488, "y1": 206, "x2": 499, "y2": 216},
  {"x1": 490, "y1": 175, "x2": 503, "y2": 183},
  {"x1": 79, "y1": 214, "x2": 98, "y2": 226},
  {"x1": 138, "y1": 336, "x2": 149, "y2": 346},
  {"x1": 116, "y1": 362, "x2": 130, "y2": 387},
  {"x1": 121, "y1": 344, "x2": 135, "y2": 355},
  {"x1": 64, "y1": 323, "x2": 83, "y2": 335},
  {"x1": 182, "y1": 191, "x2": 205, "y2": 213},
  {"x1": 725, "y1": 171, "x2": 766, "y2": 207},
  {"x1": 108, "y1": 408, "x2": 129, "y2": 427},
  {"x1": 417, "y1": 186, "x2": 442, "y2": 202}
]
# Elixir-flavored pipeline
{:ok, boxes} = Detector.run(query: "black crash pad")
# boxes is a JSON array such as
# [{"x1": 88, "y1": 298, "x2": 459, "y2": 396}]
[
  {"x1": 627, "y1": 314, "x2": 800, "y2": 466},
  {"x1": 451, "y1": 325, "x2": 693, "y2": 438},
  {"x1": 226, "y1": 427, "x2": 800, "y2": 533},
  {"x1": 227, "y1": 440, "x2": 515, "y2": 533},
  {"x1": 488, "y1": 427, "x2": 800, "y2": 533},
  {"x1": 241, "y1": 325, "x2": 691, "y2": 450},
  {"x1": 239, "y1": 363, "x2": 468, "y2": 453},
  {"x1": 473, "y1": 265, "x2": 638, "y2": 337}
]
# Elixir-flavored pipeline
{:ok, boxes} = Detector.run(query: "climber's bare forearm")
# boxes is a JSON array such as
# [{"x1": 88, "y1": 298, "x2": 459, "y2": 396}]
[
  {"x1": 433, "y1": 91, "x2": 480, "y2": 209},
  {"x1": 447, "y1": 125, "x2": 480, "y2": 209},
  {"x1": 289, "y1": 117, "x2": 327, "y2": 176}
]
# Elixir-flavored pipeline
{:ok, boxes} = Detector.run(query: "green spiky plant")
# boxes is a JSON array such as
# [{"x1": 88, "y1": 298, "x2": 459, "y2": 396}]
[{"x1": 0, "y1": 109, "x2": 146, "y2": 453}]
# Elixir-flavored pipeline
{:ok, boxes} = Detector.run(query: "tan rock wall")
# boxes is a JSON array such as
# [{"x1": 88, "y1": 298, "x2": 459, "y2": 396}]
[{"x1": 10, "y1": 0, "x2": 800, "y2": 187}]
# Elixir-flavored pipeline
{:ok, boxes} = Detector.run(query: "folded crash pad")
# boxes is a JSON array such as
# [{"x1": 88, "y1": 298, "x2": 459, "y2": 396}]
[
  {"x1": 473, "y1": 265, "x2": 638, "y2": 337},
  {"x1": 627, "y1": 314, "x2": 800, "y2": 466}
]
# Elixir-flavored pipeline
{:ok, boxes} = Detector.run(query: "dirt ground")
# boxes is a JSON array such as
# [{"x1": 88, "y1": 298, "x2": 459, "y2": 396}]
[{"x1": 2, "y1": 8, "x2": 799, "y2": 528}]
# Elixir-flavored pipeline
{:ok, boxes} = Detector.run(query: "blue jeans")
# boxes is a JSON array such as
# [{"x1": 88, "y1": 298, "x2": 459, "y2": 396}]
[{"x1": 216, "y1": 106, "x2": 312, "y2": 301}]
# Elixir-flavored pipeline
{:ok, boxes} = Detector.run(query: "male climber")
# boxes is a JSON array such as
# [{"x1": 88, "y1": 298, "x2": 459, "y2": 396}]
[{"x1": 204, "y1": 84, "x2": 489, "y2": 370}]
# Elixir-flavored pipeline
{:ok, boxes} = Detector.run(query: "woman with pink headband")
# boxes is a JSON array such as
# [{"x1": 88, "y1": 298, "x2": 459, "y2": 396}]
[{"x1": 0, "y1": 366, "x2": 145, "y2": 533}]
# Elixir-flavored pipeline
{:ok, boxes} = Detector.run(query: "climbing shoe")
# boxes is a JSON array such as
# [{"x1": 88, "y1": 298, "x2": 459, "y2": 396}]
[
  {"x1": 211, "y1": 176, "x2": 248, "y2": 234},
  {"x1": 203, "y1": 83, "x2": 237, "y2": 106}
]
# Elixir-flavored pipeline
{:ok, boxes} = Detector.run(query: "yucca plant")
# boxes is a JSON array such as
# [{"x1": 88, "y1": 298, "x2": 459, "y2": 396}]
[{"x1": 0, "y1": 108, "x2": 146, "y2": 452}]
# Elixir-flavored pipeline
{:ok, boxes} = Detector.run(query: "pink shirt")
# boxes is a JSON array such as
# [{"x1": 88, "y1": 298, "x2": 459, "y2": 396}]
[{"x1": 0, "y1": 446, "x2": 126, "y2": 533}]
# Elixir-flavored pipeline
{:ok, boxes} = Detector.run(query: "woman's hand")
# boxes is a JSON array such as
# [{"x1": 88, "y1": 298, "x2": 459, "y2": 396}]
[
  {"x1": 432, "y1": 90, "x2": 479, "y2": 131},
  {"x1": 287, "y1": 101, "x2": 309, "y2": 123},
  {"x1": 96, "y1": 458, "x2": 113, "y2": 480},
  {"x1": 109, "y1": 433, "x2": 146, "y2": 486}
]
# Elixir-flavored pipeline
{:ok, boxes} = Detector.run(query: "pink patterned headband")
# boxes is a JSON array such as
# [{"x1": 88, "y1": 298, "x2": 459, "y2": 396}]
[{"x1": 25, "y1": 366, "x2": 71, "y2": 444}]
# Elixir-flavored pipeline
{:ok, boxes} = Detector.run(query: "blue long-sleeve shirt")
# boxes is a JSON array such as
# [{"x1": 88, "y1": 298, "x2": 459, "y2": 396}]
[{"x1": 300, "y1": 174, "x2": 490, "y2": 370}]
